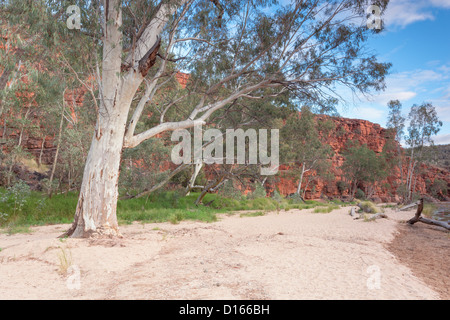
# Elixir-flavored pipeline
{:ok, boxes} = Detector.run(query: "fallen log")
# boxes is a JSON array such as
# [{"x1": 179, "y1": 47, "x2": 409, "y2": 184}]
[
  {"x1": 399, "y1": 201, "x2": 419, "y2": 211},
  {"x1": 407, "y1": 198, "x2": 450, "y2": 231},
  {"x1": 364, "y1": 212, "x2": 388, "y2": 221},
  {"x1": 351, "y1": 205, "x2": 387, "y2": 221}
]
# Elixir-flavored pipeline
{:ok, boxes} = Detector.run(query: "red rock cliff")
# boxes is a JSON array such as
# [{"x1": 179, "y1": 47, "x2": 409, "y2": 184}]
[{"x1": 270, "y1": 115, "x2": 450, "y2": 202}]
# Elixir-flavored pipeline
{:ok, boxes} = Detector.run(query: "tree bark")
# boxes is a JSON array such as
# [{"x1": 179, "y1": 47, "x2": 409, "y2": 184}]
[
  {"x1": 407, "y1": 198, "x2": 450, "y2": 231},
  {"x1": 38, "y1": 136, "x2": 46, "y2": 167},
  {"x1": 63, "y1": 0, "x2": 137, "y2": 238},
  {"x1": 48, "y1": 101, "x2": 65, "y2": 197},
  {"x1": 186, "y1": 162, "x2": 203, "y2": 196},
  {"x1": 296, "y1": 164, "x2": 305, "y2": 195},
  {"x1": 195, "y1": 175, "x2": 225, "y2": 205},
  {"x1": 62, "y1": 109, "x2": 129, "y2": 238}
]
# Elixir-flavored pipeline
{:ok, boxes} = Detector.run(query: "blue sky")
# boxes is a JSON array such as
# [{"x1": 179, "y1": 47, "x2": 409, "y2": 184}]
[{"x1": 336, "y1": 0, "x2": 450, "y2": 145}]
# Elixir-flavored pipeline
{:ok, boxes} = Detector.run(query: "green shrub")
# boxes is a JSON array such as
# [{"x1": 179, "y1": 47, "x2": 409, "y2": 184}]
[
  {"x1": 336, "y1": 180, "x2": 349, "y2": 195},
  {"x1": 355, "y1": 188, "x2": 366, "y2": 200},
  {"x1": 358, "y1": 201, "x2": 379, "y2": 213},
  {"x1": 313, "y1": 204, "x2": 339, "y2": 213},
  {"x1": 287, "y1": 193, "x2": 304, "y2": 204},
  {"x1": 271, "y1": 190, "x2": 283, "y2": 203},
  {"x1": 247, "y1": 183, "x2": 267, "y2": 200},
  {"x1": 218, "y1": 180, "x2": 243, "y2": 200}
]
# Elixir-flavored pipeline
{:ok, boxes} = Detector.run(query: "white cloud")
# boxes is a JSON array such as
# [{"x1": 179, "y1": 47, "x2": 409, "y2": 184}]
[
  {"x1": 430, "y1": 0, "x2": 450, "y2": 9},
  {"x1": 435, "y1": 102, "x2": 450, "y2": 122},
  {"x1": 383, "y1": 0, "x2": 450, "y2": 28},
  {"x1": 366, "y1": 68, "x2": 450, "y2": 106},
  {"x1": 433, "y1": 133, "x2": 450, "y2": 145},
  {"x1": 371, "y1": 90, "x2": 417, "y2": 105}
]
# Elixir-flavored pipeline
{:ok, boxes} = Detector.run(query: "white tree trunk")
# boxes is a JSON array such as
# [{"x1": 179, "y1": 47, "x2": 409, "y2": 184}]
[
  {"x1": 64, "y1": 108, "x2": 129, "y2": 238},
  {"x1": 186, "y1": 162, "x2": 203, "y2": 196},
  {"x1": 296, "y1": 164, "x2": 305, "y2": 195}
]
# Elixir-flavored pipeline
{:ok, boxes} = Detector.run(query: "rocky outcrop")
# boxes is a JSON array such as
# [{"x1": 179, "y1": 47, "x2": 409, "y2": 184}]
[{"x1": 269, "y1": 115, "x2": 450, "y2": 202}]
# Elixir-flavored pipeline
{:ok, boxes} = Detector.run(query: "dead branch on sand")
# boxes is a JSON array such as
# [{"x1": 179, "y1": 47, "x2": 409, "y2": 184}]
[{"x1": 407, "y1": 198, "x2": 450, "y2": 231}]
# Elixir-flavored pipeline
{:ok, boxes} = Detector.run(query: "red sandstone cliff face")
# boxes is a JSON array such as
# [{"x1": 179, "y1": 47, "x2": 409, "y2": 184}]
[{"x1": 270, "y1": 115, "x2": 450, "y2": 202}]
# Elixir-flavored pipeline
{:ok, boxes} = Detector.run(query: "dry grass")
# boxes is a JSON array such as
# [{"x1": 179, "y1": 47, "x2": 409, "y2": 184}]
[
  {"x1": 18, "y1": 157, "x2": 49, "y2": 174},
  {"x1": 57, "y1": 247, "x2": 73, "y2": 275}
]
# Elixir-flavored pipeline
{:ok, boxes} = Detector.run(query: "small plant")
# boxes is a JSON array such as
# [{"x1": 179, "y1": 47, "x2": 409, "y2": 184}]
[
  {"x1": 0, "y1": 180, "x2": 31, "y2": 216},
  {"x1": 0, "y1": 212, "x2": 8, "y2": 226},
  {"x1": 271, "y1": 190, "x2": 283, "y2": 203},
  {"x1": 287, "y1": 193, "x2": 304, "y2": 204},
  {"x1": 218, "y1": 180, "x2": 243, "y2": 200},
  {"x1": 57, "y1": 247, "x2": 73, "y2": 275},
  {"x1": 247, "y1": 183, "x2": 267, "y2": 199},
  {"x1": 358, "y1": 201, "x2": 379, "y2": 213},
  {"x1": 313, "y1": 205, "x2": 339, "y2": 213},
  {"x1": 240, "y1": 211, "x2": 265, "y2": 218},
  {"x1": 422, "y1": 204, "x2": 437, "y2": 218}
]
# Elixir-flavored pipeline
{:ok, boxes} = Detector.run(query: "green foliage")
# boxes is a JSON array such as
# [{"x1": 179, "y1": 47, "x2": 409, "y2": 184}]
[
  {"x1": 336, "y1": 180, "x2": 349, "y2": 195},
  {"x1": 271, "y1": 190, "x2": 283, "y2": 203},
  {"x1": 355, "y1": 188, "x2": 366, "y2": 200},
  {"x1": 0, "y1": 180, "x2": 31, "y2": 217},
  {"x1": 247, "y1": 183, "x2": 266, "y2": 200},
  {"x1": 280, "y1": 106, "x2": 334, "y2": 198},
  {"x1": 427, "y1": 179, "x2": 448, "y2": 199},
  {"x1": 286, "y1": 193, "x2": 304, "y2": 204},
  {"x1": 386, "y1": 100, "x2": 405, "y2": 142},
  {"x1": 406, "y1": 103, "x2": 442, "y2": 150},
  {"x1": 119, "y1": 137, "x2": 172, "y2": 196},
  {"x1": 218, "y1": 180, "x2": 243, "y2": 200},
  {"x1": 340, "y1": 141, "x2": 387, "y2": 198}
]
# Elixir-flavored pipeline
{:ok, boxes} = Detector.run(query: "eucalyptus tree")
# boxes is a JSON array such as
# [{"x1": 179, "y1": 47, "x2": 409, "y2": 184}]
[
  {"x1": 386, "y1": 99, "x2": 405, "y2": 183},
  {"x1": 404, "y1": 102, "x2": 442, "y2": 202},
  {"x1": 340, "y1": 141, "x2": 387, "y2": 199},
  {"x1": 280, "y1": 105, "x2": 333, "y2": 197},
  {"x1": 2, "y1": 0, "x2": 390, "y2": 237}
]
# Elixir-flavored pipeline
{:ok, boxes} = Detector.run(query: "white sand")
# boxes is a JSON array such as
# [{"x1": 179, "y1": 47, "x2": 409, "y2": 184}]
[{"x1": 0, "y1": 207, "x2": 439, "y2": 299}]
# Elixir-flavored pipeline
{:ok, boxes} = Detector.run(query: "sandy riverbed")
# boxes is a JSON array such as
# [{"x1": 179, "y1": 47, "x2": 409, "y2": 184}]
[{"x1": 0, "y1": 206, "x2": 447, "y2": 300}]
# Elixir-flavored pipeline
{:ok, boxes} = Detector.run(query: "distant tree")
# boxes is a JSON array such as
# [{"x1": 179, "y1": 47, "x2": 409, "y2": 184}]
[
  {"x1": 281, "y1": 106, "x2": 333, "y2": 198},
  {"x1": 386, "y1": 99, "x2": 405, "y2": 185},
  {"x1": 340, "y1": 141, "x2": 387, "y2": 199},
  {"x1": 404, "y1": 102, "x2": 442, "y2": 202}
]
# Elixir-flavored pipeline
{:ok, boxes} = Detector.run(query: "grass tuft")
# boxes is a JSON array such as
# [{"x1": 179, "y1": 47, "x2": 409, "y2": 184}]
[{"x1": 57, "y1": 247, "x2": 73, "y2": 275}]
